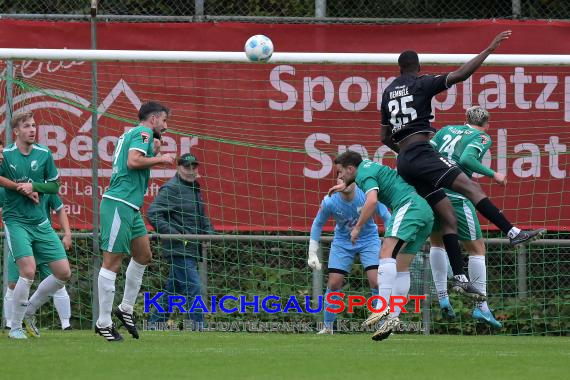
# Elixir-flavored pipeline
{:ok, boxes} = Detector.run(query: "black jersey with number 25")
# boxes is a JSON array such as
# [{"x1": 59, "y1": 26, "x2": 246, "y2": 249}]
[{"x1": 381, "y1": 72, "x2": 450, "y2": 144}]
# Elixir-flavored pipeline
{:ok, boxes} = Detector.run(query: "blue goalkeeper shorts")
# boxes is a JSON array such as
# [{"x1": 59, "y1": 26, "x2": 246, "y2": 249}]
[{"x1": 328, "y1": 239, "x2": 380, "y2": 274}]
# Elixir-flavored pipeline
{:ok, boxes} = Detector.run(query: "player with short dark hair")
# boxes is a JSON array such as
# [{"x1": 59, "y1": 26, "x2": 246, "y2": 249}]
[
  {"x1": 95, "y1": 101, "x2": 176, "y2": 342},
  {"x1": 332, "y1": 150, "x2": 434, "y2": 341},
  {"x1": 138, "y1": 101, "x2": 171, "y2": 133},
  {"x1": 380, "y1": 31, "x2": 544, "y2": 298}
]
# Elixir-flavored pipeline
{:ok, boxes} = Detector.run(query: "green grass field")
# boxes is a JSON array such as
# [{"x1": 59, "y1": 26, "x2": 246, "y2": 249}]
[{"x1": 0, "y1": 331, "x2": 567, "y2": 379}]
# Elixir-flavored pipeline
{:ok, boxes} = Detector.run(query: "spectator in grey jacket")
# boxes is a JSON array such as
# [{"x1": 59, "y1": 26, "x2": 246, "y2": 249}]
[{"x1": 147, "y1": 153, "x2": 213, "y2": 327}]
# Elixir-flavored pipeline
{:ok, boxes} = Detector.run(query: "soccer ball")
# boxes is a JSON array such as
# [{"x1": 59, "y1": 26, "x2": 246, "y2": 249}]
[{"x1": 244, "y1": 35, "x2": 274, "y2": 62}]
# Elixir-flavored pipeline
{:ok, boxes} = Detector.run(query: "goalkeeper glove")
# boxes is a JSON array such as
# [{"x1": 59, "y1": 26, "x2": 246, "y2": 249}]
[{"x1": 307, "y1": 239, "x2": 322, "y2": 270}]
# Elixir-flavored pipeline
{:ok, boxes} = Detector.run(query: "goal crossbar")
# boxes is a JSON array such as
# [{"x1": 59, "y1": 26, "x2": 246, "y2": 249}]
[{"x1": 0, "y1": 48, "x2": 569, "y2": 65}]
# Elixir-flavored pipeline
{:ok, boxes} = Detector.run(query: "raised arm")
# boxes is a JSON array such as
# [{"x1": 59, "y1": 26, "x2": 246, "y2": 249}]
[{"x1": 446, "y1": 30, "x2": 511, "y2": 86}]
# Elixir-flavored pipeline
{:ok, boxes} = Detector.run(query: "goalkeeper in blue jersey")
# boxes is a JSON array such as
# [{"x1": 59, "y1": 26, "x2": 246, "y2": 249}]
[
  {"x1": 308, "y1": 178, "x2": 391, "y2": 334},
  {"x1": 429, "y1": 106, "x2": 503, "y2": 329}
]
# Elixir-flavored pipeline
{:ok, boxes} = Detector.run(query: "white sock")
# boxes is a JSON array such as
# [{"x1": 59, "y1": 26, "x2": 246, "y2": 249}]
[
  {"x1": 26, "y1": 275, "x2": 66, "y2": 316},
  {"x1": 508, "y1": 227, "x2": 521, "y2": 239},
  {"x1": 11, "y1": 277, "x2": 34, "y2": 330},
  {"x1": 468, "y1": 255, "x2": 489, "y2": 312},
  {"x1": 4, "y1": 288, "x2": 14, "y2": 328},
  {"x1": 429, "y1": 247, "x2": 449, "y2": 300},
  {"x1": 53, "y1": 286, "x2": 71, "y2": 329},
  {"x1": 392, "y1": 271, "x2": 410, "y2": 317},
  {"x1": 378, "y1": 258, "x2": 397, "y2": 311},
  {"x1": 97, "y1": 268, "x2": 117, "y2": 328},
  {"x1": 120, "y1": 259, "x2": 147, "y2": 314}
]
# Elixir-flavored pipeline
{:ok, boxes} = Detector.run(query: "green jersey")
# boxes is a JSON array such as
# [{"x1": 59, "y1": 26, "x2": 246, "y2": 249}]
[
  {"x1": 0, "y1": 189, "x2": 61, "y2": 217},
  {"x1": 431, "y1": 124, "x2": 493, "y2": 178},
  {"x1": 0, "y1": 143, "x2": 59, "y2": 225},
  {"x1": 103, "y1": 125, "x2": 155, "y2": 210},
  {"x1": 355, "y1": 159, "x2": 419, "y2": 210},
  {"x1": 42, "y1": 194, "x2": 64, "y2": 217}
]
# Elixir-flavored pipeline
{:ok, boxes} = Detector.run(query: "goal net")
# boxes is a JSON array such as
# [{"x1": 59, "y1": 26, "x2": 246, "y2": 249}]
[{"x1": 0, "y1": 50, "x2": 568, "y2": 335}]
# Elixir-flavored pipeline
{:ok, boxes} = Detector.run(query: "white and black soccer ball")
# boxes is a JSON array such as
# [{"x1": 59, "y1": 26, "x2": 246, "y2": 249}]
[{"x1": 244, "y1": 35, "x2": 274, "y2": 62}]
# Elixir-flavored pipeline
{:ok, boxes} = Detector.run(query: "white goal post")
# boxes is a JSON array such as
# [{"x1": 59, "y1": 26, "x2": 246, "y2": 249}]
[{"x1": 0, "y1": 48, "x2": 569, "y2": 65}]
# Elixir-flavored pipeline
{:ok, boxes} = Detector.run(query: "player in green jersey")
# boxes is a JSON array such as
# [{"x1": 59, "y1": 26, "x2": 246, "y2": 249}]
[
  {"x1": 95, "y1": 101, "x2": 176, "y2": 342},
  {"x1": 430, "y1": 106, "x2": 502, "y2": 328},
  {"x1": 3, "y1": 193, "x2": 74, "y2": 331},
  {"x1": 332, "y1": 151, "x2": 434, "y2": 341},
  {"x1": 0, "y1": 111, "x2": 71, "y2": 340}
]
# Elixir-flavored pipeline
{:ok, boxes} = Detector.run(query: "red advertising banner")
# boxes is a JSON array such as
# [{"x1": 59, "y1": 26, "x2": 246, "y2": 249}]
[{"x1": 0, "y1": 20, "x2": 568, "y2": 231}]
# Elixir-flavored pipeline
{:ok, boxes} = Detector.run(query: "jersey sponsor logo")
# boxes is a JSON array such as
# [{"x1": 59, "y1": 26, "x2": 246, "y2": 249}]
[
  {"x1": 141, "y1": 132, "x2": 150, "y2": 143},
  {"x1": 480, "y1": 135, "x2": 489, "y2": 145},
  {"x1": 30, "y1": 160, "x2": 38, "y2": 171}
]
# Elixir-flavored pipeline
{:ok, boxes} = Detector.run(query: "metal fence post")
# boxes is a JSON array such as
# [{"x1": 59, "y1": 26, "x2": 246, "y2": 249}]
[
  {"x1": 195, "y1": 0, "x2": 204, "y2": 18},
  {"x1": 2, "y1": 59, "x2": 14, "y2": 328},
  {"x1": 422, "y1": 250, "x2": 431, "y2": 335},
  {"x1": 90, "y1": 1, "x2": 101, "y2": 328},
  {"x1": 315, "y1": 0, "x2": 327, "y2": 18},
  {"x1": 512, "y1": 0, "x2": 522, "y2": 19},
  {"x1": 517, "y1": 244, "x2": 528, "y2": 298},
  {"x1": 199, "y1": 243, "x2": 209, "y2": 300},
  {"x1": 312, "y1": 245, "x2": 323, "y2": 315}
]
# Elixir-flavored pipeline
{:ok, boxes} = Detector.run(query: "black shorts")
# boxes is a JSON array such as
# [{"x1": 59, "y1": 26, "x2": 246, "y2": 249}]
[{"x1": 396, "y1": 141, "x2": 463, "y2": 206}]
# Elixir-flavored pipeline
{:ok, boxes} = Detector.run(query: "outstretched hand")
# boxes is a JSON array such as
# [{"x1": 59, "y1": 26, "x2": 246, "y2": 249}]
[{"x1": 487, "y1": 30, "x2": 511, "y2": 52}]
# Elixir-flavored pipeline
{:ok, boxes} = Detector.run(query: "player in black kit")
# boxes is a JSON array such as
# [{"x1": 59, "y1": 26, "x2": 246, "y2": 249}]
[{"x1": 380, "y1": 30, "x2": 545, "y2": 299}]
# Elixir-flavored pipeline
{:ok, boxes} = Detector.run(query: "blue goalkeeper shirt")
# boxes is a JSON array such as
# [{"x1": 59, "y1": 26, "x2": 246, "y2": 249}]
[{"x1": 310, "y1": 187, "x2": 391, "y2": 249}]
